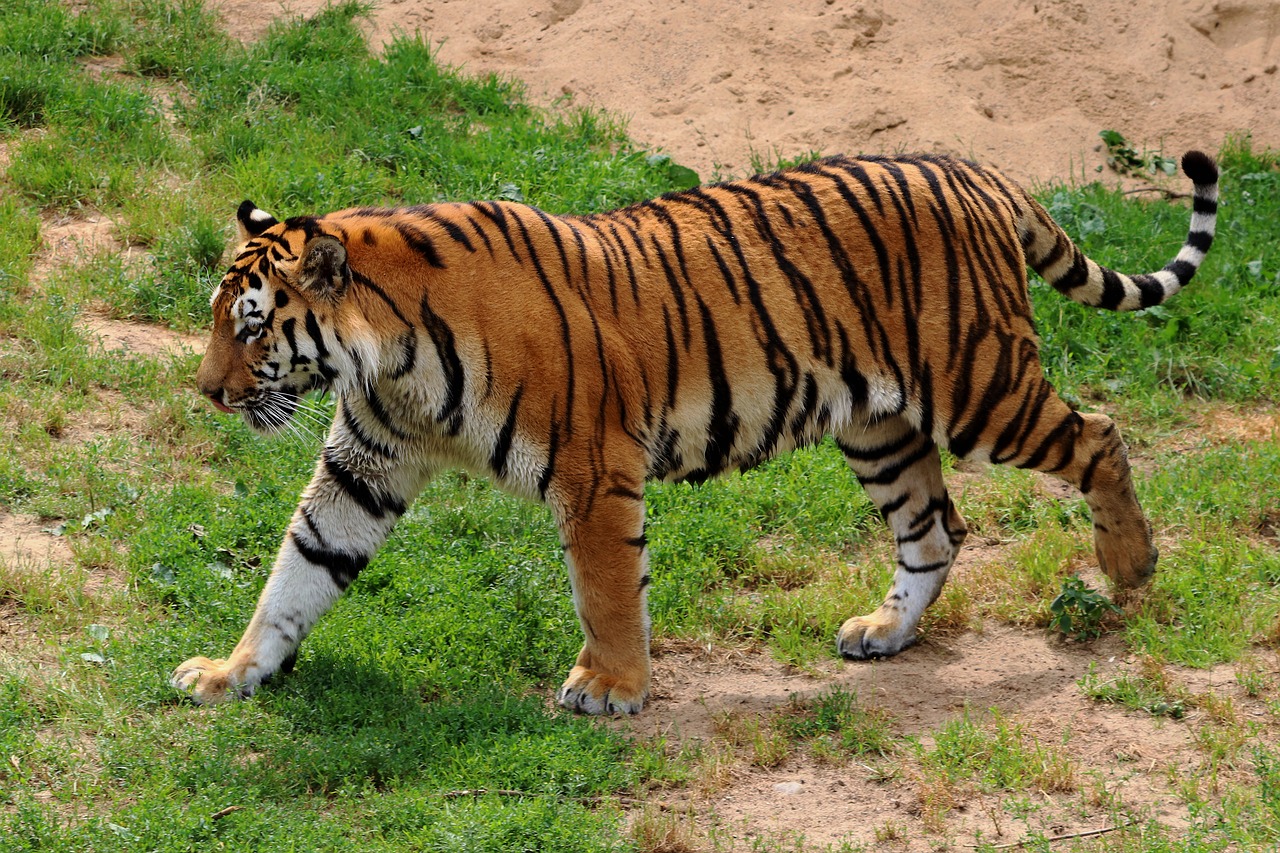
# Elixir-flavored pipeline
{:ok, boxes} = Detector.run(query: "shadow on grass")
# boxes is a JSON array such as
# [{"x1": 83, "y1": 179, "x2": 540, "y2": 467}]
[{"x1": 153, "y1": 649, "x2": 632, "y2": 801}]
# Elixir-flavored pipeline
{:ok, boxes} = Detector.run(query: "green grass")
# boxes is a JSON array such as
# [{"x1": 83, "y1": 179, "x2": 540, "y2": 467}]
[{"x1": 2, "y1": 0, "x2": 1280, "y2": 850}]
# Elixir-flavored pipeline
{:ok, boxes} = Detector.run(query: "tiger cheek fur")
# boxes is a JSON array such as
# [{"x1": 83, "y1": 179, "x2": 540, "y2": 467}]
[{"x1": 173, "y1": 151, "x2": 1216, "y2": 713}]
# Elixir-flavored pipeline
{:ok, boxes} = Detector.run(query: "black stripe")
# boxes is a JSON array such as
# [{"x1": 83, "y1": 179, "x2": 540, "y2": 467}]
[
  {"x1": 641, "y1": 200, "x2": 695, "y2": 288},
  {"x1": 290, "y1": 530, "x2": 369, "y2": 591},
  {"x1": 533, "y1": 208, "x2": 574, "y2": 283},
  {"x1": 696, "y1": 292, "x2": 738, "y2": 477},
  {"x1": 513, "y1": 210, "x2": 576, "y2": 438},
  {"x1": 721, "y1": 182, "x2": 831, "y2": 362},
  {"x1": 303, "y1": 310, "x2": 336, "y2": 382},
  {"x1": 897, "y1": 516, "x2": 938, "y2": 544},
  {"x1": 420, "y1": 293, "x2": 465, "y2": 430},
  {"x1": 1134, "y1": 275, "x2": 1166, "y2": 308},
  {"x1": 280, "y1": 317, "x2": 308, "y2": 368},
  {"x1": 474, "y1": 203, "x2": 523, "y2": 263},
  {"x1": 664, "y1": 187, "x2": 802, "y2": 456},
  {"x1": 704, "y1": 236, "x2": 740, "y2": 302},
  {"x1": 406, "y1": 206, "x2": 475, "y2": 253},
  {"x1": 1053, "y1": 253, "x2": 1090, "y2": 294},
  {"x1": 651, "y1": 236, "x2": 691, "y2": 350},
  {"x1": 538, "y1": 418, "x2": 560, "y2": 499},
  {"x1": 949, "y1": 328, "x2": 1019, "y2": 459},
  {"x1": 837, "y1": 431, "x2": 918, "y2": 462},
  {"x1": 899, "y1": 557, "x2": 952, "y2": 574},
  {"x1": 855, "y1": 440, "x2": 935, "y2": 486},
  {"x1": 877, "y1": 492, "x2": 910, "y2": 518},
  {"x1": 1016, "y1": 411, "x2": 1081, "y2": 472},
  {"x1": 1186, "y1": 230, "x2": 1213, "y2": 252},
  {"x1": 466, "y1": 215, "x2": 495, "y2": 255},
  {"x1": 1099, "y1": 268, "x2": 1126, "y2": 310},
  {"x1": 1077, "y1": 449, "x2": 1104, "y2": 495},
  {"x1": 364, "y1": 388, "x2": 409, "y2": 440},
  {"x1": 340, "y1": 401, "x2": 396, "y2": 458},
  {"x1": 322, "y1": 448, "x2": 405, "y2": 519},
  {"x1": 1162, "y1": 259, "x2": 1197, "y2": 284},
  {"x1": 991, "y1": 381, "x2": 1045, "y2": 464},
  {"x1": 1192, "y1": 196, "x2": 1217, "y2": 215},
  {"x1": 789, "y1": 373, "x2": 818, "y2": 438},
  {"x1": 606, "y1": 485, "x2": 644, "y2": 501},
  {"x1": 580, "y1": 219, "x2": 621, "y2": 313},
  {"x1": 490, "y1": 385, "x2": 524, "y2": 480},
  {"x1": 349, "y1": 272, "x2": 417, "y2": 378},
  {"x1": 914, "y1": 160, "x2": 966, "y2": 366},
  {"x1": 836, "y1": 324, "x2": 870, "y2": 407},
  {"x1": 906, "y1": 496, "x2": 948, "y2": 531},
  {"x1": 394, "y1": 221, "x2": 446, "y2": 268},
  {"x1": 1036, "y1": 236, "x2": 1067, "y2": 273}
]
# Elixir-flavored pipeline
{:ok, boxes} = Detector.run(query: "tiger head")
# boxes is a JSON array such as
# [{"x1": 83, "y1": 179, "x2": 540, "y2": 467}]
[{"x1": 197, "y1": 201, "x2": 358, "y2": 434}]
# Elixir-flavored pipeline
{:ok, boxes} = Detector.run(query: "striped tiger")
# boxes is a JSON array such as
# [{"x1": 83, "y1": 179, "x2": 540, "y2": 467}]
[{"x1": 173, "y1": 150, "x2": 1218, "y2": 714}]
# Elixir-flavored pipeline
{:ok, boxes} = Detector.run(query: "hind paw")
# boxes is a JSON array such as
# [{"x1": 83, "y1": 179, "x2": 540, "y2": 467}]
[
  {"x1": 556, "y1": 665, "x2": 647, "y2": 715},
  {"x1": 836, "y1": 611, "x2": 918, "y2": 660}
]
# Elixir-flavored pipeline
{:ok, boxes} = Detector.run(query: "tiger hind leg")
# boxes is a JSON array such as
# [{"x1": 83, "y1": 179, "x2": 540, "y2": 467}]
[
  {"x1": 1004, "y1": 399, "x2": 1156, "y2": 590},
  {"x1": 835, "y1": 416, "x2": 967, "y2": 659}
]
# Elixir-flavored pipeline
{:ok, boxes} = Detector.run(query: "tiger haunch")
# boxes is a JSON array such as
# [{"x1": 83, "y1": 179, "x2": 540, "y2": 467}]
[{"x1": 174, "y1": 150, "x2": 1218, "y2": 713}]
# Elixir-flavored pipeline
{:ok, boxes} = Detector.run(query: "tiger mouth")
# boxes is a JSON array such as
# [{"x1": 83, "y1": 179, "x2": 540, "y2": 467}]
[{"x1": 241, "y1": 391, "x2": 302, "y2": 434}]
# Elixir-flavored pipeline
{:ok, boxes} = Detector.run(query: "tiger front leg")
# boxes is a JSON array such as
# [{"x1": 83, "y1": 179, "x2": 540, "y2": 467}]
[
  {"x1": 170, "y1": 552, "x2": 335, "y2": 704},
  {"x1": 836, "y1": 421, "x2": 967, "y2": 659},
  {"x1": 553, "y1": 481, "x2": 652, "y2": 715},
  {"x1": 172, "y1": 444, "x2": 419, "y2": 704}
]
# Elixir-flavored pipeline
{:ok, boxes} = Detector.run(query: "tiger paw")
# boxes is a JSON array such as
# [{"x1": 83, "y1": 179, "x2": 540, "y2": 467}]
[
  {"x1": 836, "y1": 611, "x2": 918, "y2": 660},
  {"x1": 171, "y1": 656, "x2": 257, "y2": 705},
  {"x1": 1095, "y1": 536, "x2": 1158, "y2": 591},
  {"x1": 556, "y1": 665, "x2": 648, "y2": 715}
]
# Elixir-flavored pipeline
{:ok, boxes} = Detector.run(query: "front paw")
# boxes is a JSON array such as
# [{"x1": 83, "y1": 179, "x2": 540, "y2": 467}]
[
  {"x1": 836, "y1": 610, "x2": 918, "y2": 660},
  {"x1": 556, "y1": 665, "x2": 648, "y2": 715},
  {"x1": 171, "y1": 656, "x2": 256, "y2": 704}
]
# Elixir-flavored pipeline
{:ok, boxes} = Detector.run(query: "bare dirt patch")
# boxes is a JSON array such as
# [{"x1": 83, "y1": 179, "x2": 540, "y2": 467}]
[
  {"x1": 25, "y1": 207, "x2": 205, "y2": 359},
  {"x1": 618, "y1": 622, "x2": 1268, "y2": 850},
  {"x1": 79, "y1": 311, "x2": 205, "y2": 359},
  {"x1": 0, "y1": 513, "x2": 74, "y2": 572},
  {"x1": 30, "y1": 212, "x2": 123, "y2": 287}
]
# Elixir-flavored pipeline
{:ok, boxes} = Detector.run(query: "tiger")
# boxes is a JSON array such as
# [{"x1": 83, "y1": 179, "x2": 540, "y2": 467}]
[{"x1": 172, "y1": 150, "x2": 1218, "y2": 714}]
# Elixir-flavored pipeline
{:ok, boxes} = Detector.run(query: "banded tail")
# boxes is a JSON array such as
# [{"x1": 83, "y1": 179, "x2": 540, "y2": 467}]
[{"x1": 1024, "y1": 150, "x2": 1219, "y2": 311}]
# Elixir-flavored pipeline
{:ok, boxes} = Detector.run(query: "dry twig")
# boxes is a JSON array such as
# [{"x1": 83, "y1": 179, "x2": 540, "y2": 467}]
[{"x1": 971, "y1": 820, "x2": 1137, "y2": 850}]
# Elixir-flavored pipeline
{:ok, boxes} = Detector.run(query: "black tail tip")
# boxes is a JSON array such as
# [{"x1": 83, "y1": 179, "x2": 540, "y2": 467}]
[{"x1": 1181, "y1": 150, "x2": 1219, "y2": 186}]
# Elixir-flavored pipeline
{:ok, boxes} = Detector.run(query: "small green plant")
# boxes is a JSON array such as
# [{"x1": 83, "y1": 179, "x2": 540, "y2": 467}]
[
  {"x1": 1256, "y1": 746, "x2": 1280, "y2": 819},
  {"x1": 1099, "y1": 129, "x2": 1178, "y2": 177},
  {"x1": 1079, "y1": 660, "x2": 1188, "y2": 719},
  {"x1": 1048, "y1": 576, "x2": 1120, "y2": 639},
  {"x1": 774, "y1": 687, "x2": 897, "y2": 759}
]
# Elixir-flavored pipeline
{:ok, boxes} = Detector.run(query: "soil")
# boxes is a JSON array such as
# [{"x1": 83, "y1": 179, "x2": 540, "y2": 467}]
[{"x1": 8, "y1": 2, "x2": 1279, "y2": 847}]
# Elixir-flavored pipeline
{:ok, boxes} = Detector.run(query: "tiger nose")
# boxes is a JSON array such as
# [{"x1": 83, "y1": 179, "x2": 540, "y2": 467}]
[{"x1": 202, "y1": 389, "x2": 234, "y2": 413}]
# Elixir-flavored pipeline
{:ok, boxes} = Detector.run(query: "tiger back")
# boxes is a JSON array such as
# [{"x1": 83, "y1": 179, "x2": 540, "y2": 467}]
[{"x1": 174, "y1": 151, "x2": 1218, "y2": 714}]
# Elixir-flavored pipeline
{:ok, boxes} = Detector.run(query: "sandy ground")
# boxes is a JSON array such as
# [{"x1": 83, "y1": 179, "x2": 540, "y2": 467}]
[{"x1": 213, "y1": 0, "x2": 1280, "y2": 186}]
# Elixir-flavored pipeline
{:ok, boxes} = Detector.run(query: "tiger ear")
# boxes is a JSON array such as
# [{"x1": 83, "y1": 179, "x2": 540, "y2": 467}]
[
  {"x1": 236, "y1": 200, "x2": 278, "y2": 242},
  {"x1": 294, "y1": 234, "x2": 350, "y2": 302}
]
